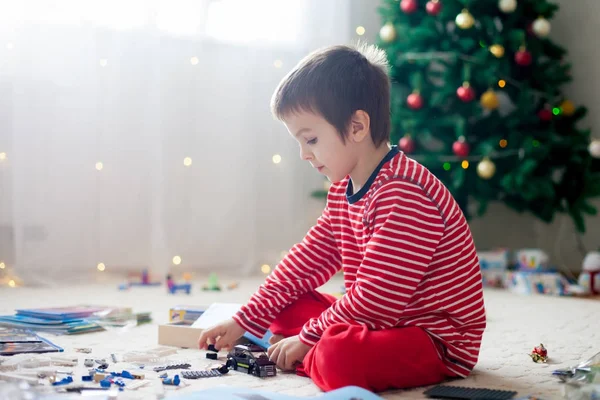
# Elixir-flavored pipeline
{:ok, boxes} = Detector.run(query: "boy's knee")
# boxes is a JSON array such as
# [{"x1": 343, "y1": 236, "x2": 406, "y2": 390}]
[{"x1": 304, "y1": 324, "x2": 370, "y2": 391}]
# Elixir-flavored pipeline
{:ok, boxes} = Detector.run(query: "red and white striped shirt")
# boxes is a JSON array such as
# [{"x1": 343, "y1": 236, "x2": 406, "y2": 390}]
[{"x1": 234, "y1": 147, "x2": 486, "y2": 377}]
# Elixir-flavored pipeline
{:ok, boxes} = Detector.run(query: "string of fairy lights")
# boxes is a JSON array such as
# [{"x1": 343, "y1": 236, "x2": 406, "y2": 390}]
[
  {"x1": 0, "y1": 48, "x2": 290, "y2": 287},
  {"x1": 2, "y1": 16, "x2": 600, "y2": 286}
]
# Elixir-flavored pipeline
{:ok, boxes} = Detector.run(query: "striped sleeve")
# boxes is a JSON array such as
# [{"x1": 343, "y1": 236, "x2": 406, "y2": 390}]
[
  {"x1": 233, "y1": 205, "x2": 342, "y2": 339},
  {"x1": 299, "y1": 179, "x2": 445, "y2": 345}
]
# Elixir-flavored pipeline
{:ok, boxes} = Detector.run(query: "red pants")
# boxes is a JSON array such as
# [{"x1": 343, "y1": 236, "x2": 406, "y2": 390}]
[{"x1": 269, "y1": 291, "x2": 450, "y2": 392}]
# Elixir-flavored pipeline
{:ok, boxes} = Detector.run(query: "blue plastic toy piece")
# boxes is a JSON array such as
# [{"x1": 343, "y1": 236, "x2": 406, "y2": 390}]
[
  {"x1": 100, "y1": 378, "x2": 112, "y2": 388},
  {"x1": 114, "y1": 378, "x2": 125, "y2": 387},
  {"x1": 121, "y1": 370, "x2": 134, "y2": 379},
  {"x1": 52, "y1": 376, "x2": 73, "y2": 386},
  {"x1": 169, "y1": 283, "x2": 192, "y2": 294},
  {"x1": 82, "y1": 375, "x2": 92, "y2": 381},
  {"x1": 162, "y1": 375, "x2": 180, "y2": 386}
]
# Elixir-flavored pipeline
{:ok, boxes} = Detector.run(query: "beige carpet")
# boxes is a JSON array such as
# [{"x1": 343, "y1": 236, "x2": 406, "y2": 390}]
[{"x1": 0, "y1": 276, "x2": 598, "y2": 399}]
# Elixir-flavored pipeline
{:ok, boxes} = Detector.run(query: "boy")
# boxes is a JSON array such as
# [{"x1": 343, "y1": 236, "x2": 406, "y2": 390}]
[{"x1": 198, "y1": 43, "x2": 486, "y2": 392}]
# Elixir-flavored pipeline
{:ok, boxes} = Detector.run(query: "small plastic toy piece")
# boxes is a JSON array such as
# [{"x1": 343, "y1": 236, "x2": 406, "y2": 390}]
[
  {"x1": 423, "y1": 385, "x2": 517, "y2": 400},
  {"x1": 52, "y1": 376, "x2": 73, "y2": 386},
  {"x1": 153, "y1": 363, "x2": 191, "y2": 372},
  {"x1": 166, "y1": 274, "x2": 192, "y2": 294},
  {"x1": 127, "y1": 269, "x2": 161, "y2": 287},
  {"x1": 111, "y1": 354, "x2": 118, "y2": 363},
  {"x1": 206, "y1": 353, "x2": 218, "y2": 360},
  {"x1": 84, "y1": 359, "x2": 94, "y2": 367},
  {"x1": 141, "y1": 269, "x2": 149, "y2": 284},
  {"x1": 120, "y1": 371, "x2": 134, "y2": 379},
  {"x1": 75, "y1": 348, "x2": 92, "y2": 354},
  {"x1": 114, "y1": 378, "x2": 126, "y2": 387},
  {"x1": 162, "y1": 375, "x2": 180, "y2": 386},
  {"x1": 82, "y1": 375, "x2": 92, "y2": 382},
  {"x1": 93, "y1": 372, "x2": 108, "y2": 382},
  {"x1": 181, "y1": 365, "x2": 229, "y2": 379},
  {"x1": 100, "y1": 378, "x2": 112, "y2": 388},
  {"x1": 226, "y1": 344, "x2": 276, "y2": 377},
  {"x1": 207, "y1": 344, "x2": 218, "y2": 352},
  {"x1": 529, "y1": 343, "x2": 548, "y2": 363},
  {"x1": 202, "y1": 273, "x2": 222, "y2": 291}
]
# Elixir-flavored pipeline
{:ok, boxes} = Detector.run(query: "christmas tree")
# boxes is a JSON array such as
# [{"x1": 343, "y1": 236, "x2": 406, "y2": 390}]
[{"x1": 374, "y1": 0, "x2": 600, "y2": 232}]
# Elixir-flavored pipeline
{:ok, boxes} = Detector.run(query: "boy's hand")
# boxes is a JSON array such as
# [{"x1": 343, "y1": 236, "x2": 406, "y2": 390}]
[
  {"x1": 197, "y1": 318, "x2": 246, "y2": 351},
  {"x1": 266, "y1": 335, "x2": 311, "y2": 371}
]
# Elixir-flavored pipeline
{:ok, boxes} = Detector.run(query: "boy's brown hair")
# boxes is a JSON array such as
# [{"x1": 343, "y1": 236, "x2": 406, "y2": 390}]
[{"x1": 270, "y1": 43, "x2": 391, "y2": 147}]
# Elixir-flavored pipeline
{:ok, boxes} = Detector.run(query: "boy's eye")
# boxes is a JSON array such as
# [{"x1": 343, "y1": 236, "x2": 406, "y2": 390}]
[{"x1": 307, "y1": 138, "x2": 317, "y2": 145}]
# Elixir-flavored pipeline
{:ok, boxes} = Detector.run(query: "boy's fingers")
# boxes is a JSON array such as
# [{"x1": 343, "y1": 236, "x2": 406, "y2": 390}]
[
  {"x1": 198, "y1": 332, "x2": 208, "y2": 349},
  {"x1": 198, "y1": 327, "x2": 220, "y2": 349},
  {"x1": 215, "y1": 335, "x2": 232, "y2": 351}
]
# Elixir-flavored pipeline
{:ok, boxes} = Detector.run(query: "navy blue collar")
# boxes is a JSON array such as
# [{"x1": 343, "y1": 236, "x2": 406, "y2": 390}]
[{"x1": 346, "y1": 146, "x2": 399, "y2": 204}]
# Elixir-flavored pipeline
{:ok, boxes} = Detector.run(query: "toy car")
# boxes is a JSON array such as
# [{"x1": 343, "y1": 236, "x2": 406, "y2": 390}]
[{"x1": 226, "y1": 344, "x2": 276, "y2": 377}]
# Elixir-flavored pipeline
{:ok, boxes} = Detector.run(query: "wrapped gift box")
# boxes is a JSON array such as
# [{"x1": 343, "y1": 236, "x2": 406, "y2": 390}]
[
  {"x1": 478, "y1": 249, "x2": 511, "y2": 288},
  {"x1": 505, "y1": 270, "x2": 571, "y2": 296}
]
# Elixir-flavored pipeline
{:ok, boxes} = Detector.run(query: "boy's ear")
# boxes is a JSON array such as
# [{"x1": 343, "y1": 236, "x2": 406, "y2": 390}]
[{"x1": 349, "y1": 110, "x2": 370, "y2": 143}]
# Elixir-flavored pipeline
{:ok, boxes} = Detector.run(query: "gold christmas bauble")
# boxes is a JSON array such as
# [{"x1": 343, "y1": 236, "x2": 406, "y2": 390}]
[
  {"x1": 560, "y1": 100, "x2": 575, "y2": 116},
  {"x1": 489, "y1": 44, "x2": 505, "y2": 58},
  {"x1": 455, "y1": 9, "x2": 475, "y2": 29},
  {"x1": 477, "y1": 158, "x2": 496, "y2": 179},
  {"x1": 480, "y1": 90, "x2": 500, "y2": 110},
  {"x1": 498, "y1": 0, "x2": 517, "y2": 13},
  {"x1": 379, "y1": 22, "x2": 396, "y2": 43}
]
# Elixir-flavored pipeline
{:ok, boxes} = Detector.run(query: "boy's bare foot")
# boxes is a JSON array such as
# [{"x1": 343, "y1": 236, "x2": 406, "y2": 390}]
[{"x1": 269, "y1": 334, "x2": 284, "y2": 345}]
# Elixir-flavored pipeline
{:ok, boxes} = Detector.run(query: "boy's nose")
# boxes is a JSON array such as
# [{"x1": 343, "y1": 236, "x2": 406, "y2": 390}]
[{"x1": 300, "y1": 147, "x2": 313, "y2": 161}]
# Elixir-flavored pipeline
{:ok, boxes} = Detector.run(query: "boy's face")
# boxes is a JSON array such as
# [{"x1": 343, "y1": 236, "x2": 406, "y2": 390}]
[{"x1": 283, "y1": 110, "x2": 357, "y2": 183}]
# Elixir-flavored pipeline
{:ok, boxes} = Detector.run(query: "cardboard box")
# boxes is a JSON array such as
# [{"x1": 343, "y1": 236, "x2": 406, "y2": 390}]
[
  {"x1": 168, "y1": 305, "x2": 206, "y2": 323},
  {"x1": 159, "y1": 303, "x2": 274, "y2": 349},
  {"x1": 158, "y1": 320, "x2": 203, "y2": 349}
]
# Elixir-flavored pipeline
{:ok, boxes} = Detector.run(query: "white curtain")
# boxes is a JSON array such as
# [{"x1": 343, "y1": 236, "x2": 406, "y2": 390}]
[{"x1": 0, "y1": 0, "x2": 352, "y2": 284}]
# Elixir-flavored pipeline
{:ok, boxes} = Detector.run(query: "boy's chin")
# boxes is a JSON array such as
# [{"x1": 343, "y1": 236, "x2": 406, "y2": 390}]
[{"x1": 326, "y1": 175, "x2": 343, "y2": 184}]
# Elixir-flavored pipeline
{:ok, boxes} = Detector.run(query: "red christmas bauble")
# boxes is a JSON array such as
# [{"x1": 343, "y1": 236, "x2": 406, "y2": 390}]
[
  {"x1": 399, "y1": 136, "x2": 416, "y2": 153},
  {"x1": 538, "y1": 109, "x2": 552, "y2": 121},
  {"x1": 407, "y1": 92, "x2": 424, "y2": 110},
  {"x1": 452, "y1": 138, "x2": 470, "y2": 157},
  {"x1": 426, "y1": 0, "x2": 442, "y2": 16},
  {"x1": 400, "y1": 0, "x2": 418, "y2": 14},
  {"x1": 515, "y1": 48, "x2": 533, "y2": 66},
  {"x1": 533, "y1": 344, "x2": 548, "y2": 358},
  {"x1": 456, "y1": 83, "x2": 476, "y2": 102}
]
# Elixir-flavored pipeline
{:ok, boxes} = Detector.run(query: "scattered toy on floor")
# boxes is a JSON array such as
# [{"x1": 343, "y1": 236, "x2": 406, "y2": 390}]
[
  {"x1": 182, "y1": 365, "x2": 229, "y2": 379},
  {"x1": 423, "y1": 385, "x2": 517, "y2": 400},
  {"x1": 206, "y1": 343, "x2": 219, "y2": 360},
  {"x1": 166, "y1": 274, "x2": 192, "y2": 294},
  {"x1": 226, "y1": 344, "x2": 276, "y2": 377},
  {"x1": 202, "y1": 273, "x2": 222, "y2": 291},
  {"x1": 124, "y1": 269, "x2": 162, "y2": 288},
  {"x1": 75, "y1": 348, "x2": 92, "y2": 354},
  {"x1": 529, "y1": 343, "x2": 548, "y2": 363},
  {"x1": 153, "y1": 362, "x2": 191, "y2": 372},
  {"x1": 52, "y1": 376, "x2": 73, "y2": 386},
  {"x1": 162, "y1": 375, "x2": 180, "y2": 386}
]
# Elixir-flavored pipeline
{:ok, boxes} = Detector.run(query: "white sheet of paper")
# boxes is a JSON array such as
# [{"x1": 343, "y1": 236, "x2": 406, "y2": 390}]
[{"x1": 191, "y1": 303, "x2": 242, "y2": 329}]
